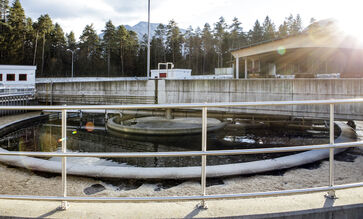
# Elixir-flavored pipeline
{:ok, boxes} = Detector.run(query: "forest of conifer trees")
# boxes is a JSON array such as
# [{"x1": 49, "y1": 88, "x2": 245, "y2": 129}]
[{"x1": 0, "y1": 0, "x2": 306, "y2": 77}]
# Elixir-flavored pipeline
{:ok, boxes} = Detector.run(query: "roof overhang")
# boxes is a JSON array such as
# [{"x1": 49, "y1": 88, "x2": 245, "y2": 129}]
[
  {"x1": 0, "y1": 65, "x2": 37, "y2": 71},
  {"x1": 231, "y1": 31, "x2": 363, "y2": 58}
]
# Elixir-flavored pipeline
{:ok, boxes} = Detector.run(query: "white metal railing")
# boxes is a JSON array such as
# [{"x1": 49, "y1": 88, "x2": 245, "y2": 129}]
[
  {"x1": 158, "y1": 62, "x2": 174, "y2": 75},
  {"x1": 0, "y1": 99, "x2": 363, "y2": 210},
  {"x1": 0, "y1": 88, "x2": 35, "y2": 97}
]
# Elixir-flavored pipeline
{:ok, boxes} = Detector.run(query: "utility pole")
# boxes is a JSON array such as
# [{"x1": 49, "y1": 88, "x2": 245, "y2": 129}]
[{"x1": 67, "y1": 48, "x2": 80, "y2": 78}]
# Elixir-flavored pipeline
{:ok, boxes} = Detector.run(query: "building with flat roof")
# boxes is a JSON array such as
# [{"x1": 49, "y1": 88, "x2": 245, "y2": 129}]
[
  {"x1": 231, "y1": 19, "x2": 363, "y2": 79},
  {"x1": 0, "y1": 65, "x2": 36, "y2": 96}
]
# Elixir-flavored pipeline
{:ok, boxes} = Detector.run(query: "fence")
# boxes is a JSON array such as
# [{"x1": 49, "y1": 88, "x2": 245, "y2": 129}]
[
  {"x1": 0, "y1": 94, "x2": 33, "y2": 116},
  {"x1": 0, "y1": 99, "x2": 362, "y2": 210}
]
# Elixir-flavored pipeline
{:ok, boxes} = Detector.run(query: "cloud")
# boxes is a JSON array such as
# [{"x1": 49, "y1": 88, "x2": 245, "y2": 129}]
[
  {"x1": 103, "y1": 0, "x2": 165, "y2": 13},
  {"x1": 20, "y1": 0, "x2": 166, "y2": 37},
  {"x1": 18, "y1": 0, "x2": 356, "y2": 39}
]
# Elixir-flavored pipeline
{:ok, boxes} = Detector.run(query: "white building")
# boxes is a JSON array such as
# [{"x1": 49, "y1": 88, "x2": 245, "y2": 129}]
[
  {"x1": 150, "y1": 68, "x2": 192, "y2": 79},
  {"x1": 150, "y1": 62, "x2": 192, "y2": 79},
  {"x1": 0, "y1": 65, "x2": 36, "y2": 96}
]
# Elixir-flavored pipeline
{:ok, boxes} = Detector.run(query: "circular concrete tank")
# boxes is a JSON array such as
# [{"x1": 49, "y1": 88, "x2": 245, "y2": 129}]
[{"x1": 0, "y1": 115, "x2": 357, "y2": 179}]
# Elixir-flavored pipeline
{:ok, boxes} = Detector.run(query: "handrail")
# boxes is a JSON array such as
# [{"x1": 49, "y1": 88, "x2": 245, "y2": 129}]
[
  {"x1": 0, "y1": 98, "x2": 363, "y2": 110},
  {"x1": 0, "y1": 98, "x2": 362, "y2": 210},
  {"x1": 1, "y1": 182, "x2": 363, "y2": 202}
]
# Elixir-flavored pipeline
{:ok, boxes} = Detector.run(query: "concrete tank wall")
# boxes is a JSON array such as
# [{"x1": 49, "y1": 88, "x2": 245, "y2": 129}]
[
  {"x1": 36, "y1": 79, "x2": 363, "y2": 120},
  {"x1": 160, "y1": 79, "x2": 363, "y2": 120},
  {"x1": 36, "y1": 80, "x2": 156, "y2": 105}
]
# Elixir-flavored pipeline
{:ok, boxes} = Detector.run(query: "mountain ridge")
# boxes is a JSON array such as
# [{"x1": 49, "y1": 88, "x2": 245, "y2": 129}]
[
  {"x1": 99, "y1": 21, "x2": 186, "y2": 41},
  {"x1": 125, "y1": 21, "x2": 160, "y2": 40}
]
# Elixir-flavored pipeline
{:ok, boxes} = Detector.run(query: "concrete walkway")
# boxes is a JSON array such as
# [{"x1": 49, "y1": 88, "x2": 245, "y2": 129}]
[
  {"x1": 0, "y1": 112, "x2": 42, "y2": 127},
  {"x1": 0, "y1": 187, "x2": 362, "y2": 218}
]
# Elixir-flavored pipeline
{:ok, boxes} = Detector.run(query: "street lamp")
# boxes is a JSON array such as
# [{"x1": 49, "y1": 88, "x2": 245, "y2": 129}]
[{"x1": 67, "y1": 48, "x2": 80, "y2": 78}]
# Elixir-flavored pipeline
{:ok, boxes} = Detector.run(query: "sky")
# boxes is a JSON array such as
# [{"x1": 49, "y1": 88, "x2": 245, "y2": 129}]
[{"x1": 19, "y1": 0, "x2": 363, "y2": 38}]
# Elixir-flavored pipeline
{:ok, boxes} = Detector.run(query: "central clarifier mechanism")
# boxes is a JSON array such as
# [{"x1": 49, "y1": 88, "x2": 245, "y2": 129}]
[{"x1": 107, "y1": 115, "x2": 226, "y2": 135}]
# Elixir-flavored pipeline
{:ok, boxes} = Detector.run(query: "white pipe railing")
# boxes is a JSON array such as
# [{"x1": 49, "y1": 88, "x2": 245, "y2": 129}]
[{"x1": 0, "y1": 98, "x2": 363, "y2": 210}]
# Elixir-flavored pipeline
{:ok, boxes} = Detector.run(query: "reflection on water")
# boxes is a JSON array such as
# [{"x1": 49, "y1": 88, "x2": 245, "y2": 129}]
[
  {"x1": 223, "y1": 136, "x2": 256, "y2": 144},
  {"x1": 0, "y1": 115, "x2": 331, "y2": 167}
]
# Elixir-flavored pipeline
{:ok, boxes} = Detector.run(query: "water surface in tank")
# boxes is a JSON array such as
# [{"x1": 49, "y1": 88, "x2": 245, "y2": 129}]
[{"x1": 0, "y1": 114, "x2": 333, "y2": 167}]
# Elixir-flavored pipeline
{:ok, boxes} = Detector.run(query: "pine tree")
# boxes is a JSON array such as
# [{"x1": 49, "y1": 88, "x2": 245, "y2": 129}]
[
  {"x1": 250, "y1": 20, "x2": 263, "y2": 44},
  {"x1": 229, "y1": 17, "x2": 245, "y2": 49},
  {"x1": 290, "y1": 14, "x2": 302, "y2": 34},
  {"x1": 66, "y1": 31, "x2": 76, "y2": 50},
  {"x1": 36, "y1": 14, "x2": 54, "y2": 76},
  {"x1": 23, "y1": 17, "x2": 35, "y2": 65},
  {"x1": 214, "y1": 17, "x2": 228, "y2": 67},
  {"x1": 79, "y1": 24, "x2": 102, "y2": 76},
  {"x1": 50, "y1": 23, "x2": 66, "y2": 49},
  {"x1": 102, "y1": 20, "x2": 116, "y2": 76},
  {"x1": 49, "y1": 23, "x2": 66, "y2": 76},
  {"x1": 7, "y1": 0, "x2": 26, "y2": 64},
  {"x1": 150, "y1": 36, "x2": 158, "y2": 69},
  {"x1": 0, "y1": 0, "x2": 9, "y2": 59},
  {"x1": 65, "y1": 31, "x2": 77, "y2": 76},
  {"x1": 124, "y1": 30, "x2": 139, "y2": 76},
  {"x1": 278, "y1": 21, "x2": 289, "y2": 38},
  {"x1": 0, "y1": 0, "x2": 10, "y2": 63},
  {"x1": 285, "y1": 14, "x2": 303, "y2": 35},
  {"x1": 184, "y1": 26, "x2": 194, "y2": 69},
  {"x1": 201, "y1": 23, "x2": 216, "y2": 74},
  {"x1": 80, "y1": 24, "x2": 100, "y2": 54},
  {"x1": 192, "y1": 27, "x2": 202, "y2": 74},
  {"x1": 115, "y1": 25, "x2": 128, "y2": 75},
  {"x1": 150, "y1": 24, "x2": 165, "y2": 69},
  {"x1": 0, "y1": 0, "x2": 9, "y2": 22},
  {"x1": 229, "y1": 17, "x2": 246, "y2": 66},
  {"x1": 137, "y1": 34, "x2": 148, "y2": 76},
  {"x1": 166, "y1": 20, "x2": 183, "y2": 66},
  {"x1": 184, "y1": 26, "x2": 203, "y2": 73},
  {"x1": 286, "y1": 14, "x2": 294, "y2": 32},
  {"x1": 262, "y1": 16, "x2": 276, "y2": 41},
  {"x1": 153, "y1": 24, "x2": 167, "y2": 64}
]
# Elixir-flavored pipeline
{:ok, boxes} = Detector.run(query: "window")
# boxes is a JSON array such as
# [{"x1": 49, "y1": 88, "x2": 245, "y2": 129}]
[
  {"x1": 19, "y1": 74, "x2": 27, "y2": 81},
  {"x1": 6, "y1": 74, "x2": 15, "y2": 81},
  {"x1": 0, "y1": 74, "x2": 2, "y2": 81}
]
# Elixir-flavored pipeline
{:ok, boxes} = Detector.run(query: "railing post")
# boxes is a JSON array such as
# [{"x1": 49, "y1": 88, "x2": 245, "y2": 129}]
[
  {"x1": 199, "y1": 106, "x2": 208, "y2": 209},
  {"x1": 327, "y1": 104, "x2": 336, "y2": 199},
  {"x1": 61, "y1": 109, "x2": 69, "y2": 210}
]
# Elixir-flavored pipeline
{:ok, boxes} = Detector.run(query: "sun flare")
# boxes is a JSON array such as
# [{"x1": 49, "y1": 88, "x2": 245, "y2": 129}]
[{"x1": 333, "y1": 2, "x2": 363, "y2": 40}]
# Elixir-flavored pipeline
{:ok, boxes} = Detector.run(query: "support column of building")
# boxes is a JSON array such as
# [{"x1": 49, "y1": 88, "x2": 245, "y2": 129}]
[
  {"x1": 258, "y1": 59, "x2": 261, "y2": 73},
  {"x1": 244, "y1": 57, "x2": 248, "y2": 79},
  {"x1": 236, "y1": 56, "x2": 239, "y2": 79},
  {"x1": 252, "y1": 59, "x2": 255, "y2": 73}
]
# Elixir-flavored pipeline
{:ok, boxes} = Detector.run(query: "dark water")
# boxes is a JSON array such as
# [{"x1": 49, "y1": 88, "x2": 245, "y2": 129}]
[{"x1": 0, "y1": 115, "x2": 331, "y2": 167}]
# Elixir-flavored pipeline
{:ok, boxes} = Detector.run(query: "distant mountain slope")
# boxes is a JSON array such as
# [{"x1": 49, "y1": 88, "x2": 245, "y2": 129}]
[
  {"x1": 99, "y1": 21, "x2": 186, "y2": 41},
  {"x1": 125, "y1": 21, "x2": 160, "y2": 40}
]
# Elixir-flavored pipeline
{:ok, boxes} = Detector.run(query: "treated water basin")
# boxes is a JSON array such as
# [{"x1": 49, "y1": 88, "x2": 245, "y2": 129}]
[{"x1": 0, "y1": 114, "x2": 334, "y2": 168}]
